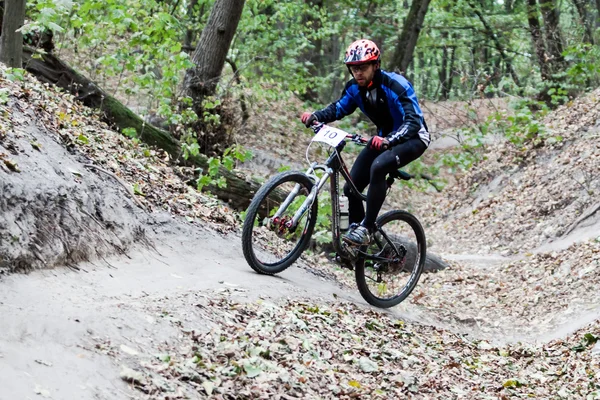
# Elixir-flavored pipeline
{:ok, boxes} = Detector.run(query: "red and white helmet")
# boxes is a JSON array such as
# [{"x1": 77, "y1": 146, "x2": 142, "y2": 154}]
[{"x1": 344, "y1": 39, "x2": 381, "y2": 65}]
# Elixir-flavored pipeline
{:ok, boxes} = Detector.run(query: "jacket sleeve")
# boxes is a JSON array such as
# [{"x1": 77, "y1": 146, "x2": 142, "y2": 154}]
[
  {"x1": 313, "y1": 81, "x2": 358, "y2": 123},
  {"x1": 385, "y1": 87, "x2": 423, "y2": 146}
]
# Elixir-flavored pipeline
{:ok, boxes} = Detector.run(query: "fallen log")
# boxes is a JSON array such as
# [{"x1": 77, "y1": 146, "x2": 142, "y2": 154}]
[{"x1": 21, "y1": 47, "x2": 265, "y2": 210}]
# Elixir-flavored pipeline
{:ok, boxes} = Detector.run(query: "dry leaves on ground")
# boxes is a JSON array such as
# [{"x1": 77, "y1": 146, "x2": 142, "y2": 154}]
[
  {"x1": 419, "y1": 89, "x2": 600, "y2": 255},
  {"x1": 98, "y1": 289, "x2": 600, "y2": 399},
  {"x1": 0, "y1": 65, "x2": 238, "y2": 231},
  {"x1": 412, "y1": 240, "x2": 600, "y2": 340}
]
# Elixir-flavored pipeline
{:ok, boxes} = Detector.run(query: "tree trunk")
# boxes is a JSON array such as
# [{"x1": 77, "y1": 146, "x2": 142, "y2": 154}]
[
  {"x1": 468, "y1": 1, "x2": 521, "y2": 88},
  {"x1": 539, "y1": 0, "x2": 565, "y2": 72},
  {"x1": 391, "y1": 0, "x2": 432, "y2": 74},
  {"x1": 299, "y1": 0, "x2": 324, "y2": 102},
  {"x1": 183, "y1": 0, "x2": 245, "y2": 116},
  {"x1": 438, "y1": 32, "x2": 449, "y2": 100},
  {"x1": 0, "y1": 0, "x2": 25, "y2": 68},
  {"x1": 443, "y1": 39, "x2": 457, "y2": 99},
  {"x1": 0, "y1": 1, "x2": 4, "y2": 36},
  {"x1": 571, "y1": 0, "x2": 594, "y2": 44},
  {"x1": 327, "y1": 34, "x2": 344, "y2": 102},
  {"x1": 527, "y1": 0, "x2": 552, "y2": 81},
  {"x1": 439, "y1": 41, "x2": 456, "y2": 100},
  {"x1": 21, "y1": 47, "x2": 267, "y2": 211},
  {"x1": 183, "y1": 0, "x2": 200, "y2": 52}
]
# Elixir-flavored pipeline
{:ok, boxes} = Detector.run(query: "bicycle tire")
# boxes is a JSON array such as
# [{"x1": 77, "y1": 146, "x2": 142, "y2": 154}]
[
  {"x1": 354, "y1": 210, "x2": 426, "y2": 308},
  {"x1": 242, "y1": 171, "x2": 318, "y2": 275}
]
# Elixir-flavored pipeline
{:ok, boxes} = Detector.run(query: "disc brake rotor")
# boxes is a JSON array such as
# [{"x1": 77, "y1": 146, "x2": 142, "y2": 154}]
[{"x1": 377, "y1": 243, "x2": 407, "y2": 275}]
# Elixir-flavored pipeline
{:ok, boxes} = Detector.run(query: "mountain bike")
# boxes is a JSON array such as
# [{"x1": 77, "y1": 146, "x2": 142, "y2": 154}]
[{"x1": 241, "y1": 123, "x2": 426, "y2": 308}]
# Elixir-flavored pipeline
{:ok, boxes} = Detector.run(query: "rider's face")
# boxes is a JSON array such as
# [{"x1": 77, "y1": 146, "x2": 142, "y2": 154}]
[{"x1": 349, "y1": 63, "x2": 377, "y2": 87}]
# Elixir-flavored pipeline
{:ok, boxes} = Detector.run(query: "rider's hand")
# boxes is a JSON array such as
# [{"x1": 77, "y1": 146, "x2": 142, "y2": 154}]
[
  {"x1": 367, "y1": 136, "x2": 389, "y2": 151},
  {"x1": 301, "y1": 112, "x2": 318, "y2": 128}
]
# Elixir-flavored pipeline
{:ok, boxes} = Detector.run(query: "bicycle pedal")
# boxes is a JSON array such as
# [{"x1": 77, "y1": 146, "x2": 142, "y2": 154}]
[{"x1": 335, "y1": 253, "x2": 355, "y2": 271}]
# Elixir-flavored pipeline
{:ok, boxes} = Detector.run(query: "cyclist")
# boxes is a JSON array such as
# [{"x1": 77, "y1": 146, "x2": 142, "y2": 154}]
[{"x1": 301, "y1": 39, "x2": 430, "y2": 246}]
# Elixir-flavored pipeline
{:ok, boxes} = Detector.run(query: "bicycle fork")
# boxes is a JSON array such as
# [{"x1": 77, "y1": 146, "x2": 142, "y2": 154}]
[{"x1": 272, "y1": 166, "x2": 332, "y2": 232}]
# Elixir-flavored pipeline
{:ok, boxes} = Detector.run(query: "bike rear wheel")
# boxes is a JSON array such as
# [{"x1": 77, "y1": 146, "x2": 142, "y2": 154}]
[
  {"x1": 354, "y1": 210, "x2": 426, "y2": 308},
  {"x1": 242, "y1": 171, "x2": 318, "y2": 275}
]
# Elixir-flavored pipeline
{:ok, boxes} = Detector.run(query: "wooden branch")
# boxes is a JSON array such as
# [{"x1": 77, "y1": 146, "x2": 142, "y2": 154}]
[
  {"x1": 83, "y1": 164, "x2": 147, "y2": 210},
  {"x1": 467, "y1": 0, "x2": 521, "y2": 88},
  {"x1": 562, "y1": 202, "x2": 600, "y2": 236},
  {"x1": 225, "y1": 57, "x2": 249, "y2": 123},
  {"x1": 417, "y1": 173, "x2": 443, "y2": 193}
]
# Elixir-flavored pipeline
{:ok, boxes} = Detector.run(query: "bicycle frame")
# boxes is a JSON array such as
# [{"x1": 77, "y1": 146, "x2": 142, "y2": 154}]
[{"x1": 275, "y1": 139, "x2": 404, "y2": 264}]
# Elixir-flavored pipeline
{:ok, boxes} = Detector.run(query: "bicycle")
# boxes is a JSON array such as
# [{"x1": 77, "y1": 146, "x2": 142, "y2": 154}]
[{"x1": 241, "y1": 123, "x2": 426, "y2": 308}]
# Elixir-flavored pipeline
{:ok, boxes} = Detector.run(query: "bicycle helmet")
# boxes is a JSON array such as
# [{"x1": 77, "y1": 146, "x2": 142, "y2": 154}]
[{"x1": 344, "y1": 39, "x2": 380, "y2": 65}]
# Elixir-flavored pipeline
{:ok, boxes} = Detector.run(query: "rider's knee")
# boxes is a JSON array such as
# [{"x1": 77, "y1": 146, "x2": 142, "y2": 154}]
[{"x1": 370, "y1": 160, "x2": 386, "y2": 181}]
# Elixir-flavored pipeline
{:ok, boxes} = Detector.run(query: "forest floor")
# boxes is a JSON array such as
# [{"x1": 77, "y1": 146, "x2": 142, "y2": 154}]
[{"x1": 0, "y1": 65, "x2": 599, "y2": 399}]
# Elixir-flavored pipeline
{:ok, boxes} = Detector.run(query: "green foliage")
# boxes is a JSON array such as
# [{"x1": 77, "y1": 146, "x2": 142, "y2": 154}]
[
  {"x1": 563, "y1": 43, "x2": 600, "y2": 89},
  {"x1": 196, "y1": 144, "x2": 253, "y2": 192},
  {"x1": 0, "y1": 89, "x2": 8, "y2": 105},
  {"x1": 488, "y1": 99, "x2": 565, "y2": 148},
  {"x1": 22, "y1": 0, "x2": 73, "y2": 36},
  {"x1": 201, "y1": 97, "x2": 222, "y2": 126},
  {"x1": 2, "y1": 68, "x2": 26, "y2": 82},
  {"x1": 23, "y1": 0, "x2": 599, "y2": 199},
  {"x1": 433, "y1": 97, "x2": 560, "y2": 173},
  {"x1": 122, "y1": 127, "x2": 138, "y2": 138},
  {"x1": 25, "y1": 0, "x2": 597, "y2": 115},
  {"x1": 76, "y1": 134, "x2": 89, "y2": 144},
  {"x1": 133, "y1": 182, "x2": 145, "y2": 196},
  {"x1": 237, "y1": 0, "x2": 329, "y2": 95},
  {"x1": 312, "y1": 193, "x2": 333, "y2": 245},
  {"x1": 27, "y1": 0, "x2": 195, "y2": 127}
]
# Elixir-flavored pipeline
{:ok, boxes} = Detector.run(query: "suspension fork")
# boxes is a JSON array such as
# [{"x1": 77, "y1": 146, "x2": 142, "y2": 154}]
[
  {"x1": 272, "y1": 184, "x2": 302, "y2": 220},
  {"x1": 275, "y1": 167, "x2": 332, "y2": 230}
]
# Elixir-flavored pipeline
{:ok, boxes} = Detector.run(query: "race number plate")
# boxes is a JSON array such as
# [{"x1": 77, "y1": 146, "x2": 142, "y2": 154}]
[{"x1": 311, "y1": 125, "x2": 348, "y2": 147}]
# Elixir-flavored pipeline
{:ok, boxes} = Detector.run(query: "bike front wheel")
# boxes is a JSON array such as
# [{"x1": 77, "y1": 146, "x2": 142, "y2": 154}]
[
  {"x1": 354, "y1": 210, "x2": 426, "y2": 308},
  {"x1": 242, "y1": 171, "x2": 318, "y2": 275}
]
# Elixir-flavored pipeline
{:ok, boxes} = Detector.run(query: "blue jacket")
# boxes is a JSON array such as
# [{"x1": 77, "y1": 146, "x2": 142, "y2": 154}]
[{"x1": 313, "y1": 69, "x2": 430, "y2": 147}]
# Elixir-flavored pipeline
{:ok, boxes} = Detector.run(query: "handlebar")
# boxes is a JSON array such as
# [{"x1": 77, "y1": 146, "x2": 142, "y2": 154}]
[{"x1": 310, "y1": 122, "x2": 368, "y2": 146}]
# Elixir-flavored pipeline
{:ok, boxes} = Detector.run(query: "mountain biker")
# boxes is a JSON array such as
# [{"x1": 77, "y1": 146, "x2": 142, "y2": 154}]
[{"x1": 301, "y1": 39, "x2": 430, "y2": 246}]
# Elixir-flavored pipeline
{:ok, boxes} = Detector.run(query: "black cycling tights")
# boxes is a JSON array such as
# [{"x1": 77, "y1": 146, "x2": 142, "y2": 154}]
[{"x1": 343, "y1": 137, "x2": 427, "y2": 230}]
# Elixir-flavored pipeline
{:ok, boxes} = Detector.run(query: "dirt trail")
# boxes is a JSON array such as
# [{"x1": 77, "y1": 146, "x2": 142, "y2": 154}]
[
  {"x1": 2, "y1": 216, "x2": 597, "y2": 399},
  {"x1": 0, "y1": 221, "x2": 370, "y2": 400}
]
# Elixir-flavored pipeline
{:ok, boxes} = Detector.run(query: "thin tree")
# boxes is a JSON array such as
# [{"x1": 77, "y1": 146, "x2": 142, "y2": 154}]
[
  {"x1": 538, "y1": 0, "x2": 565, "y2": 72},
  {"x1": 182, "y1": 0, "x2": 246, "y2": 117},
  {"x1": 596, "y1": 0, "x2": 600, "y2": 30},
  {"x1": 571, "y1": 0, "x2": 594, "y2": 44},
  {"x1": 0, "y1": 0, "x2": 26, "y2": 68},
  {"x1": 526, "y1": 0, "x2": 551, "y2": 81},
  {"x1": 468, "y1": 0, "x2": 521, "y2": 88},
  {"x1": 391, "y1": 0, "x2": 432, "y2": 73}
]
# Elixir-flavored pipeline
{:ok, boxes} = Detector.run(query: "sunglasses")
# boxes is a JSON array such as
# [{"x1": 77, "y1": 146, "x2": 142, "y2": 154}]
[{"x1": 349, "y1": 64, "x2": 373, "y2": 73}]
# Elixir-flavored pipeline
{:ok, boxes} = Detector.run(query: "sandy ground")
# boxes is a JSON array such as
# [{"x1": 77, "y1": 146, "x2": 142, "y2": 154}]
[
  {"x1": 1, "y1": 216, "x2": 598, "y2": 399},
  {"x1": 0, "y1": 221, "x2": 369, "y2": 400}
]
